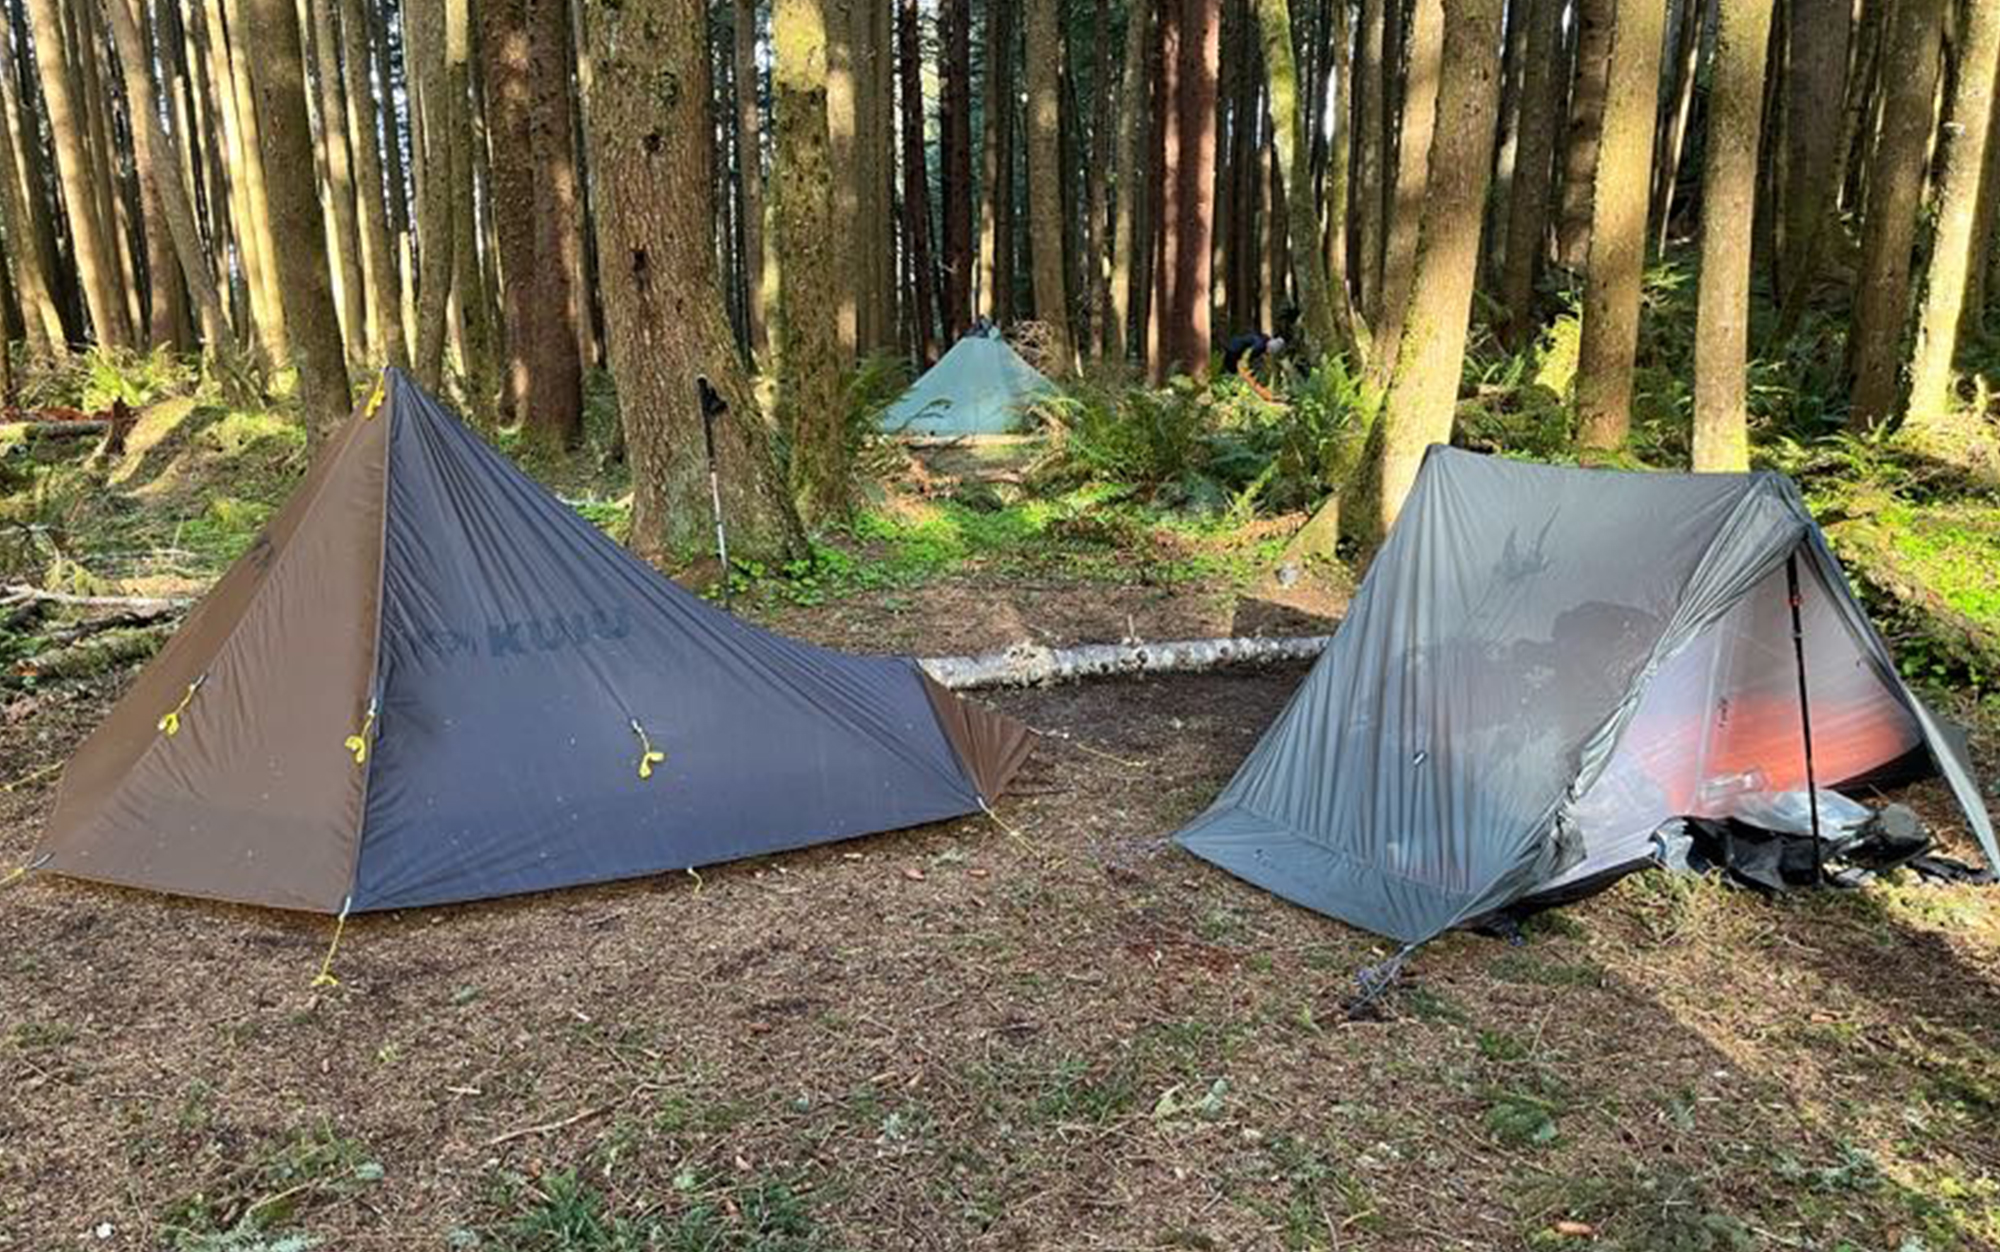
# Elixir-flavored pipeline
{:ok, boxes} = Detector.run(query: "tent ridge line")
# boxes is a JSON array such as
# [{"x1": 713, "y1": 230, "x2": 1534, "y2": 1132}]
[{"x1": 340, "y1": 374, "x2": 401, "y2": 913}]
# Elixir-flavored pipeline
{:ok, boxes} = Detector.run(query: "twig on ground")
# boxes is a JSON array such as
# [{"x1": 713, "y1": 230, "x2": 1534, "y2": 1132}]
[{"x1": 1, "y1": 584, "x2": 192, "y2": 613}]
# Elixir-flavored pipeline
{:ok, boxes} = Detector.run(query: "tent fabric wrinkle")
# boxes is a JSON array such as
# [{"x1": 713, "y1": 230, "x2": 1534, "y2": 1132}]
[
  {"x1": 37, "y1": 370, "x2": 1029, "y2": 914},
  {"x1": 1175, "y1": 447, "x2": 1998, "y2": 945}
]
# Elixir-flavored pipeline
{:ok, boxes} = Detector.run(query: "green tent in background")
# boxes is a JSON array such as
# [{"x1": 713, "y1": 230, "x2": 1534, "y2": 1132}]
[{"x1": 880, "y1": 329, "x2": 1055, "y2": 437}]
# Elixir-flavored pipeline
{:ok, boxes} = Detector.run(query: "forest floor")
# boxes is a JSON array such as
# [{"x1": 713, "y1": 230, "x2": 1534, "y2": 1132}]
[{"x1": 1, "y1": 394, "x2": 1998, "y2": 1251}]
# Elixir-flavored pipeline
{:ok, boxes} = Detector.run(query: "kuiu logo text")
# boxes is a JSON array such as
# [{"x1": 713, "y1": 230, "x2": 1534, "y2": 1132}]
[{"x1": 405, "y1": 605, "x2": 636, "y2": 660}]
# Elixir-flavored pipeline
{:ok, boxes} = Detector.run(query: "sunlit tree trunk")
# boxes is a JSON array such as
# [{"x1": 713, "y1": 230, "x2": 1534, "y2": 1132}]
[
  {"x1": 1556, "y1": 0, "x2": 1614, "y2": 270},
  {"x1": 342, "y1": 0, "x2": 406, "y2": 368},
  {"x1": 773, "y1": 0, "x2": 847, "y2": 519},
  {"x1": 242, "y1": 0, "x2": 352, "y2": 428},
  {"x1": 734, "y1": 0, "x2": 767, "y2": 360},
  {"x1": 217, "y1": 0, "x2": 286, "y2": 356},
  {"x1": 307, "y1": 0, "x2": 365, "y2": 365},
  {"x1": 410, "y1": 0, "x2": 455, "y2": 390},
  {"x1": 23, "y1": 0, "x2": 129, "y2": 347},
  {"x1": 74, "y1": 0, "x2": 141, "y2": 339},
  {"x1": 1370, "y1": 0, "x2": 1441, "y2": 382},
  {"x1": 897, "y1": 0, "x2": 938, "y2": 360},
  {"x1": 1903, "y1": 0, "x2": 2000, "y2": 444},
  {"x1": 0, "y1": 16, "x2": 64, "y2": 355},
  {"x1": 102, "y1": 0, "x2": 229, "y2": 354},
  {"x1": 1353, "y1": 0, "x2": 1385, "y2": 316},
  {"x1": 1371, "y1": 0, "x2": 1506, "y2": 536},
  {"x1": 1574, "y1": 0, "x2": 1668, "y2": 452},
  {"x1": 1847, "y1": 0, "x2": 1945, "y2": 428},
  {"x1": 583, "y1": 0, "x2": 805, "y2": 563},
  {"x1": 1085, "y1": 0, "x2": 1114, "y2": 356},
  {"x1": 825, "y1": 0, "x2": 859, "y2": 356},
  {"x1": 1256, "y1": 0, "x2": 1350, "y2": 360},
  {"x1": 1693, "y1": 0, "x2": 1776, "y2": 473}
]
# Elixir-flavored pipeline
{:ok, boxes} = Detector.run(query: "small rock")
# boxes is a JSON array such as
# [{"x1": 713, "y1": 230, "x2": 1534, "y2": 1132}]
[{"x1": 902, "y1": 867, "x2": 926, "y2": 882}]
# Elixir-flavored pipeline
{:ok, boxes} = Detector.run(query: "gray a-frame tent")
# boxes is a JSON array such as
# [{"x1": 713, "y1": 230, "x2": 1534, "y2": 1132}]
[
  {"x1": 880, "y1": 330, "x2": 1055, "y2": 437},
  {"x1": 1176, "y1": 448, "x2": 1998, "y2": 944},
  {"x1": 38, "y1": 371, "x2": 1029, "y2": 914}
]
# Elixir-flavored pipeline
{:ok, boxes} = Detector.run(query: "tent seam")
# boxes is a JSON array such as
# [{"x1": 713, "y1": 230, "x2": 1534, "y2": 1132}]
[{"x1": 340, "y1": 376, "x2": 399, "y2": 910}]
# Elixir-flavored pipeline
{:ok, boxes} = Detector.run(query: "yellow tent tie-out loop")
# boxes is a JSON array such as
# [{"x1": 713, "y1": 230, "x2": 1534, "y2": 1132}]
[
  {"x1": 344, "y1": 698, "x2": 379, "y2": 766},
  {"x1": 363, "y1": 379, "x2": 387, "y2": 419},
  {"x1": 629, "y1": 719, "x2": 666, "y2": 780},
  {"x1": 157, "y1": 675, "x2": 206, "y2": 737},
  {"x1": 1, "y1": 854, "x2": 52, "y2": 890},
  {"x1": 311, "y1": 898, "x2": 353, "y2": 989}
]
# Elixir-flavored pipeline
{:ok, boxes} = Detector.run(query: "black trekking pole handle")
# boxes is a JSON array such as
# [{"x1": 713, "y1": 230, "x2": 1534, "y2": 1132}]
[{"x1": 695, "y1": 376, "x2": 732, "y2": 610}]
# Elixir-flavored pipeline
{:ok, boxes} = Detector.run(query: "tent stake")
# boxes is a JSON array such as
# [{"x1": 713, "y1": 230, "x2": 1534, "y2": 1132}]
[
  {"x1": 696, "y1": 377, "x2": 732, "y2": 610},
  {"x1": 1787, "y1": 552, "x2": 1824, "y2": 884}
]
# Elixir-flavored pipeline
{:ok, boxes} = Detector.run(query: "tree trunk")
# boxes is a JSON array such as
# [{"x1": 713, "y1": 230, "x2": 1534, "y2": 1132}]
[
  {"x1": 734, "y1": 0, "x2": 768, "y2": 361},
  {"x1": 483, "y1": 0, "x2": 582, "y2": 440},
  {"x1": 1085, "y1": 0, "x2": 1115, "y2": 356},
  {"x1": 1026, "y1": 0, "x2": 1076, "y2": 371},
  {"x1": 1110, "y1": 0, "x2": 1149, "y2": 359},
  {"x1": 1693, "y1": 0, "x2": 1776, "y2": 473},
  {"x1": 977, "y1": 0, "x2": 1018, "y2": 323},
  {"x1": 583, "y1": 0, "x2": 805, "y2": 563},
  {"x1": 1903, "y1": 0, "x2": 2000, "y2": 445},
  {"x1": 217, "y1": 0, "x2": 287, "y2": 357},
  {"x1": 101, "y1": 0, "x2": 229, "y2": 354},
  {"x1": 1961, "y1": 77, "x2": 2000, "y2": 340},
  {"x1": 1370, "y1": 0, "x2": 1442, "y2": 383},
  {"x1": 1353, "y1": 0, "x2": 1385, "y2": 317},
  {"x1": 128, "y1": 0, "x2": 189, "y2": 348},
  {"x1": 410, "y1": 0, "x2": 455, "y2": 391},
  {"x1": 343, "y1": 0, "x2": 407, "y2": 368},
  {"x1": 773, "y1": 0, "x2": 848, "y2": 520},
  {"x1": 448, "y1": 1, "x2": 499, "y2": 420},
  {"x1": 1256, "y1": 0, "x2": 1348, "y2": 359},
  {"x1": 1322, "y1": 0, "x2": 1365, "y2": 360},
  {"x1": 1486, "y1": 0, "x2": 1529, "y2": 286},
  {"x1": 307, "y1": 0, "x2": 366, "y2": 366},
  {"x1": 0, "y1": 14, "x2": 64, "y2": 356},
  {"x1": 1500, "y1": 0, "x2": 1563, "y2": 348},
  {"x1": 1164, "y1": 0, "x2": 1218, "y2": 377},
  {"x1": 1847, "y1": 0, "x2": 1946, "y2": 429},
  {"x1": 941, "y1": 0, "x2": 973, "y2": 341},
  {"x1": 1371, "y1": 0, "x2": 1506, "y2": 537},
  {"x1": 1650, "y1": 0, "x2": 1705, "y2": 253},
  {"x1": 825, "y1": 0, "x2": 859, "y2": 356},
  {"x1": 1771, "y1": 0, "x2": 1849, "y2": 331},
  {"x1": 897, "y1": 0, "x2": 938, "y2": 361},
  {"x1": 1556, "y1": 0, "x2": 1615, "y2": 270},
  {"x1": 23, "y1": 0, "x2": 128, "y2": 347},
  {"x1": 1574, "y1": 0, "x2": 1668, "y2": 453},
  {"x1": 242, "y1": 0, "x2": 351, "y2": 427},
  {"x1": 75, "y1": 0, "x2": 141, "y2": 341}
]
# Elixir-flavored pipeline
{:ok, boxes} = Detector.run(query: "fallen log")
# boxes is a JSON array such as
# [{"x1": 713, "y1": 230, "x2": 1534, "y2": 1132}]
[
  {"x1": 919, "y1": 635, "x2": 1331, "y2": 690},
  {"x1": 2, "y1": 584, "x2": 193, "y2": 614},
  {"x1": 0, "y1": 419, "x2": 109, "y2": 438}
]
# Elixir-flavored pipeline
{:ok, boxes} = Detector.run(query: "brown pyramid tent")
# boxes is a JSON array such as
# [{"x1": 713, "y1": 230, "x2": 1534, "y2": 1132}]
[{"x1": 36, "y1": 371, "x2": 1029, "y2": 913}]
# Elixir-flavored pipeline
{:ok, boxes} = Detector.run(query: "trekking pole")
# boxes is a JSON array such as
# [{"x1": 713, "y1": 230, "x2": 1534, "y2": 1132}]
[
  {"x1": 696, "y1": 376, "x2": 732, "y2": 610},
  {"x1": 1786, "y1": 551, "x2": 1824, "y2": 884}
]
